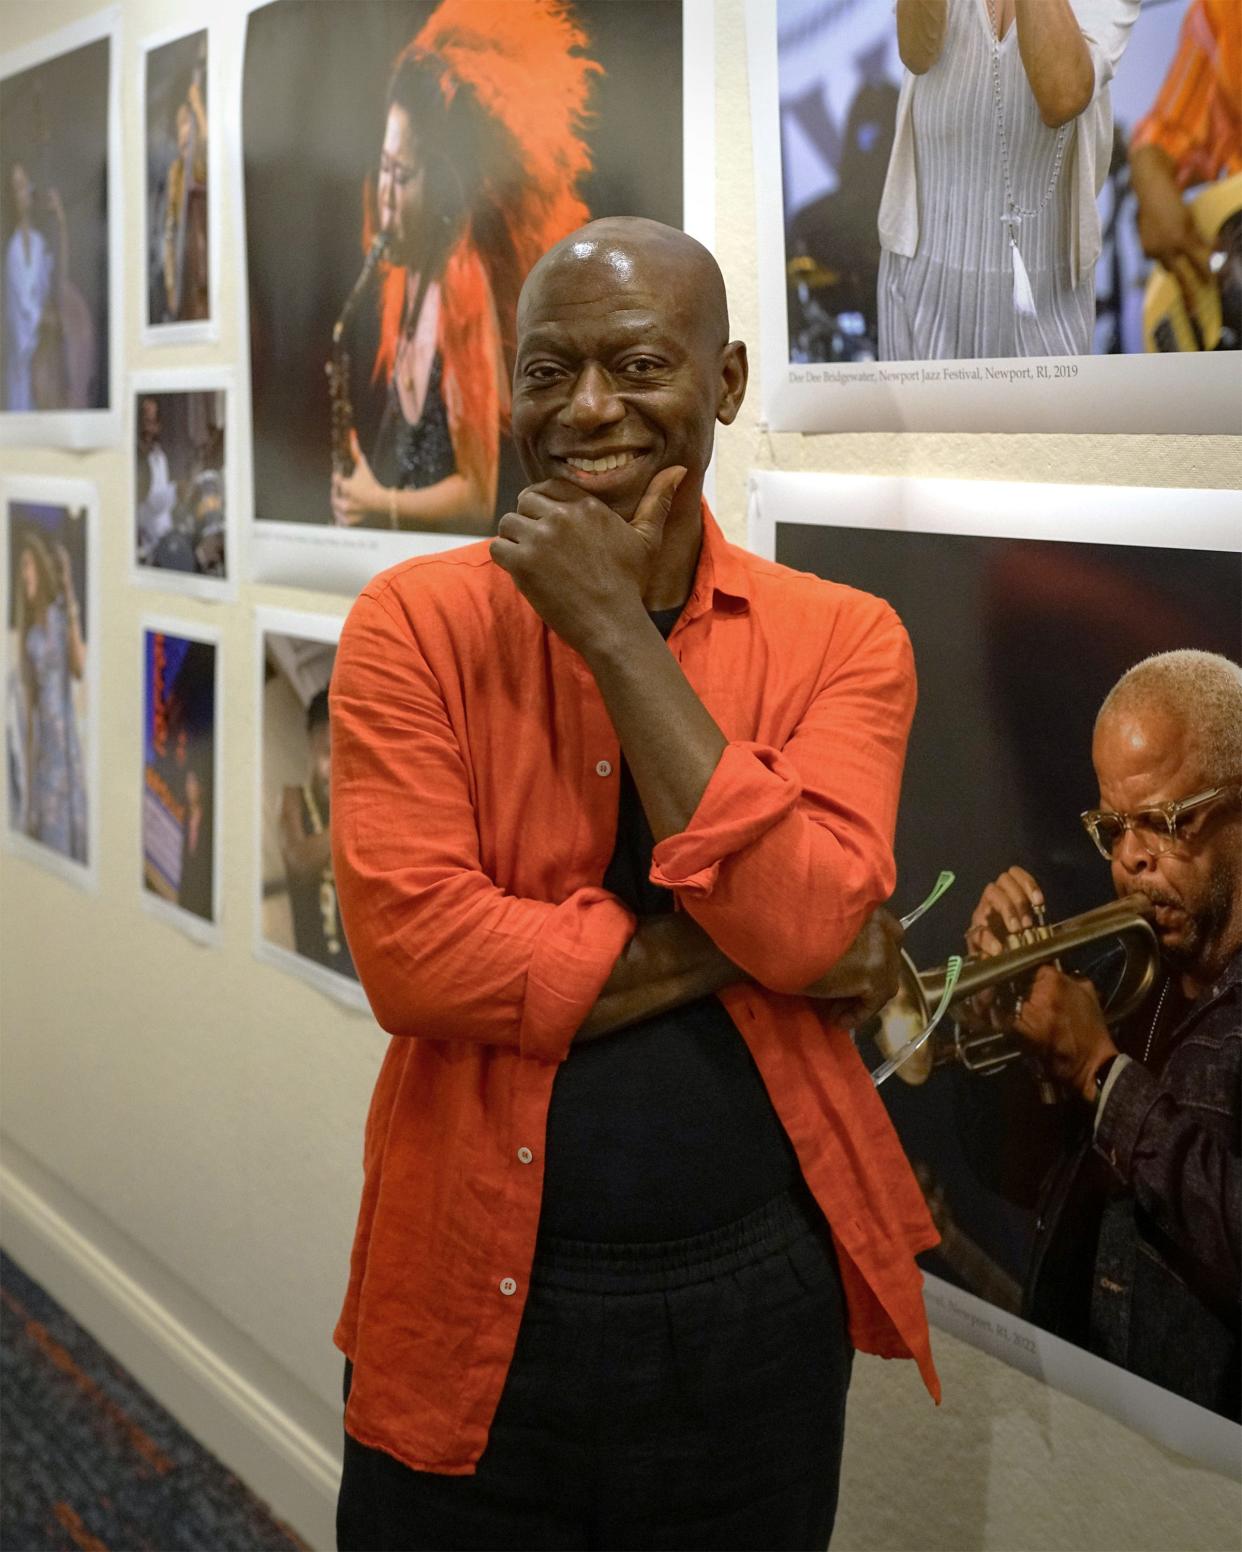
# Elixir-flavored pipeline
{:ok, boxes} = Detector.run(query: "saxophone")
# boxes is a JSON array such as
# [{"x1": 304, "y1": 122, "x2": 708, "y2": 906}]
[{"x1": 326, "y1": 231, "x2": 390, "y2": 477}]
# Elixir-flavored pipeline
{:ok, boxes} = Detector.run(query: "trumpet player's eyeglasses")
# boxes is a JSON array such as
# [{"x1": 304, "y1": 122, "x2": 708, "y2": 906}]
[{"x1": 1080, "y1": 785, "x2": 1234, "y2": 860}]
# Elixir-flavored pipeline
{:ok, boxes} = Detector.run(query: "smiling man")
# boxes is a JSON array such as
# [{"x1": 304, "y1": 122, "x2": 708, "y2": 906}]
[
  {"x1": 329, "y1": 218, "x2": 939, "y2": 1552},
  {"x1": 964, "y1": 649, "x2": 1242, "y2": 1420}
]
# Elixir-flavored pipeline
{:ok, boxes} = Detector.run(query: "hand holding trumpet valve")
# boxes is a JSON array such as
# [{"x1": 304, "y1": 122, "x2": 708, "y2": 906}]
[{"x1": 963, "y1": 866, "x2": 1118, "y2": 1102}]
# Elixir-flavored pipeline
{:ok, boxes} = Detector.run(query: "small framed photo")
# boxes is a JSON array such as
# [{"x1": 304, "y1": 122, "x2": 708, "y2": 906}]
[
  {"x1": 254, "y1": 606, "x2": 367, "y2": 1011},
  {"x1": 2, "y1": 476, "x2": 99, "y2": 893},
  {"x1": 140, "y1": 615, "x2": 221, "y2": 945},
  {"x1": 139, "y1": 21, "x2": 219, "y2": 344},
  {"x1": 130, "y1": 367, "x2": 236, "y2": 600},
  {"x1": 0, "y1": 8, "x2": 123, "y2": 447}
]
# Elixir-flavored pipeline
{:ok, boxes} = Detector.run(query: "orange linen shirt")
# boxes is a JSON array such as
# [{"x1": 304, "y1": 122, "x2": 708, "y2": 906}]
[
  {"x1": 1130, "y1": 0, "x2": 1242, "y2": 185},
  {"x1": 330, "y1": 503, "x2": 940, "y2": 1477}
]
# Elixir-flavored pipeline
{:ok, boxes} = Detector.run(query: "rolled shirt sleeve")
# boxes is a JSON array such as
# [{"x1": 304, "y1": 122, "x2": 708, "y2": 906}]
[
  {"x1": 331, "y1": 584, "x2": 635, "y2": 1062},
  {"x1": 651, "y1": 599, "x2": 916, "y2": 996}
]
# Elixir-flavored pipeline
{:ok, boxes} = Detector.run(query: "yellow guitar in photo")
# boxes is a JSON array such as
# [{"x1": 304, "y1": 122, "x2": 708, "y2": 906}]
[{"x1": 1143, "y1": 172, "x2": 1242, "y2": 352}]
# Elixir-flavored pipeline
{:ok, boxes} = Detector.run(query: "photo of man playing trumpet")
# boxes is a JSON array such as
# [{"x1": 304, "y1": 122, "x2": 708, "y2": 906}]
[
  {"x1": 959, "y1": 650, "x2": 1240, "y2": 1423},
  {"x1": 768, "y1": 501, "x2": 1238, "y2": 1454}
]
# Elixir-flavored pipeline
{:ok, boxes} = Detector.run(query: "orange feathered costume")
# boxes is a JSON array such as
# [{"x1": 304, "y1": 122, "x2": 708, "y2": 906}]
[{"x1": 368, "y1": 0, "x2": 599, "y2": 512}]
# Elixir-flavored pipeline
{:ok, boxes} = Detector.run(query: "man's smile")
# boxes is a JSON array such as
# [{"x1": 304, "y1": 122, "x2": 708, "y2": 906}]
[
  {"x1": 547, "y1": 447, "x2": 656, "y2": 504},
  {"x1": 562, "y1": 451, "x2": 644, "y2": 473}
]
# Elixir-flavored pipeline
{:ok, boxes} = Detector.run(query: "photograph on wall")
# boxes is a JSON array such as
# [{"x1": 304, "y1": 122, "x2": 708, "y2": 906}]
[
  {"x1": 0, "y1": 9, "x2": 122, "y2": 448},
  {"x1": 747, "y1": 0, "x2": 1241, "y2": 433},
  {"x1": 131, "y1": 370, "x2": 235, "y2": 600},
  {"x1": 2, "y1": 477, "x2": 98, "y2": 894},
  {"x1": 238, "y1": 0, "x2": 713, "y2": 594},
  {"x1": 141, "y1": 23, "x2": 217, "y2": 345},
  {"x1": 254, "y1": 608, "x2": 366, "y2": 1011},
  {"x1": 750, "y1": 470, "x2": 1241, "y2": 1473},
  {"x1": 141, "y1": 620, "x2": 220, "y2": 941}
]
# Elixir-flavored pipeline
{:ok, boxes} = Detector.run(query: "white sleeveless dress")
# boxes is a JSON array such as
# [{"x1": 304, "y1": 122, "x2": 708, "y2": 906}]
[{"x1": 878, "y1": 0, "x2": 1097, "y2": 360}]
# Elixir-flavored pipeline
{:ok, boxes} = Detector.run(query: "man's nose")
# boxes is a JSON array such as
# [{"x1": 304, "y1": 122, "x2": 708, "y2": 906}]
[
  {"x1": 1114, "y1": 826, "x2": 1154, "y2": 874},
  {"x1": 559, "y1": 362, "x2": 624, "y2": 432}
]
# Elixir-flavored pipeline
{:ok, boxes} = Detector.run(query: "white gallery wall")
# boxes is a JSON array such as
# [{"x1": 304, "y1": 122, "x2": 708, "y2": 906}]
[{"x1": 0, "y1": 2, "x2": 1238, "y2": 1550}]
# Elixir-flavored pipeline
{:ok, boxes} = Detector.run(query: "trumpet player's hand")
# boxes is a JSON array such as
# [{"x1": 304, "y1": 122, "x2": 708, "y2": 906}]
[
  {"x1": 801, "y1": 907, "x2": 904, "y2": 1028},
  {"x1": 1013, "y1": 964, "x2": 1117, "y2": 1104},
  {"x1": 958, "y1": 865, "x2": 1046, "y2": 1031},
  {"x1": 969, "y1": 864, "x2": 1046, "y2": 949},
  {"x1": 331, "y1": 432, "x2": 386, "y2": 527}
]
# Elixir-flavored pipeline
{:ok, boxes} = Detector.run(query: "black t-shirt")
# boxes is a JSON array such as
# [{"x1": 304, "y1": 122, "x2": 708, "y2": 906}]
[{"x1": 538, "y1": 606, "x2": 801, "y2": 1242}]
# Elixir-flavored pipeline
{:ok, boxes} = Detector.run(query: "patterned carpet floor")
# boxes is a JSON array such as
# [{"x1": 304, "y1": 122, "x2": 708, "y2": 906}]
[{"x1": 1, "y1": 1249, "x2": 311, "y2": 1552}]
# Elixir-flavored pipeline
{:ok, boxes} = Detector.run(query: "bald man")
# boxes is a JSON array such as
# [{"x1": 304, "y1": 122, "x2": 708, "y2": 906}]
[
  {"x1": 963, "y1": 650, "x2": 1241, "y2": 1420},
  {"x1": 330, "y1": 219, "x2": 938, "y2": 1551}
]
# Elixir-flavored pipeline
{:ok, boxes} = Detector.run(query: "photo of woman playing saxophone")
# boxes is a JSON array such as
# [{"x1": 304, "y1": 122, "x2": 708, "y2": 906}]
[
  {"x1": 144, "y1": 29, "x2": 210, "y2": 332},
  {"x1": 242, "y1": 0, "x2": 688, "y2": 591},
  {"x1": 328, "y1": 1, "x2": 595, "y2": 535}
]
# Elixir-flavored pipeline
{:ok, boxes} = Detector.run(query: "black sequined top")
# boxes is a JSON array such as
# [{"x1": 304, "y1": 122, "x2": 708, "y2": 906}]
[{"x1": 372, "y1": 352, "x2": 457, "y2": 493}]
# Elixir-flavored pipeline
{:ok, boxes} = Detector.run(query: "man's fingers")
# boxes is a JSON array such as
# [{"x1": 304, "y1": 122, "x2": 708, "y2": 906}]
[
  {"x1": 630, "y1": 465, "x2": 686, "y2": 550},
  {"x1": 995, "y1": 871, "x2": 1038, "y2": 926},
  {"x1": 1008, "y1": 866, "x2": 1044, "y2": 909},
  {"x1": 977, "y1": 883, "x2": 1021, "y2": 935},
  {"x1": 966, "y1": 920, "x2": 1005, "y2": 958},
  {"x1": 488, "y1": 536, "x2": 518, "y2": 571},
  {"x1": 514, "y1": 488, "x2": 564, "y2": 521},
  {"x1": 976, "y1": 873, "x2": 1039, "y2": 934},
  {"x1": 516, "y1": 479, "x2": 600, "y2": 521},
  {"x1": 495, "y1": 511, "x2": 534, "y2": 544},
  {"x1": 822, "y1": 996, "x2": 866, "y2": 1029}
]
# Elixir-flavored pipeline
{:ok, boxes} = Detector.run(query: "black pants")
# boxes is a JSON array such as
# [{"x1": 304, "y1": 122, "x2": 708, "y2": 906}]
[{"x1": 337, "y1": 1184, "x2": 853, "y2": 1552}]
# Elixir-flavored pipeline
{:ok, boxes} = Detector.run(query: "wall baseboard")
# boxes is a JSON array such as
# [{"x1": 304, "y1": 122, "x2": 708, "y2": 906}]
[{"x1": 0, "y1": 1157, "x2": 340, "y2": 1552}]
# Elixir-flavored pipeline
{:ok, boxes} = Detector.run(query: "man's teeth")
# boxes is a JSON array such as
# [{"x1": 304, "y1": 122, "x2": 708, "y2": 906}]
[{"x1": 566, "y1": 452, "x2": 638, "y2": 473}]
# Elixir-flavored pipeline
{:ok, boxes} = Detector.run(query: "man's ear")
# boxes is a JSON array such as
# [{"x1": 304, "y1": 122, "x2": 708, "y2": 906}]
[{"x1": 716, "y1": 340, "x2": 749, "y2": 426}]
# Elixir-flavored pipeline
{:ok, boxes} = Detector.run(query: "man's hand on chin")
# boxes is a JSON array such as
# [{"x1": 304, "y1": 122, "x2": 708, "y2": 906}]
[{"x1": 489, "y1": 465, "x2": 686, "y2": 656}]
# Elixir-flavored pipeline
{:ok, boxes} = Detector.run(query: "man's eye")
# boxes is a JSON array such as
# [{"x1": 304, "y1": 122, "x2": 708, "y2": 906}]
[
  {"x1": 624, "y1": 357, "x2": 663, "y2": 375},
  {"x1": 522, "y1": 363, "x2": 563, "y2": 383}
]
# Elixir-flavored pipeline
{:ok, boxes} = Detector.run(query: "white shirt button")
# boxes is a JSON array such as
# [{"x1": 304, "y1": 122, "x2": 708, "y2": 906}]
[
  {"x1": 499, "y1": 1277, "x2": 517, "y2": 1296},
  {"x1": 595, "y1": 759, "x2": 613, "y2": 777},
  {"x1": 516, "y1": 1146, "x2": 534, "y2": 1164}
]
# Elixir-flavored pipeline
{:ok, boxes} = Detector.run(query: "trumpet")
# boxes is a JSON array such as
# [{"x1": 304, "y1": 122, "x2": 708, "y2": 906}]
[{"x1": 868, "y1": 894, "x2": 1160, "y2": 1086}]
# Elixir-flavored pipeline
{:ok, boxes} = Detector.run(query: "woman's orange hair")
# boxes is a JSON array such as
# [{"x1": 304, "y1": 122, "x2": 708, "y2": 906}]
[{"x1": 365, "y1": 0, "x2": 598, "y2": 500}]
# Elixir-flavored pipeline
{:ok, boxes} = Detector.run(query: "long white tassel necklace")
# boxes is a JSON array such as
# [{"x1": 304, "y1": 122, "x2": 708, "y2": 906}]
[{"x1": 986, "y1": 0, "x2": 1070, "y2": 321}]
